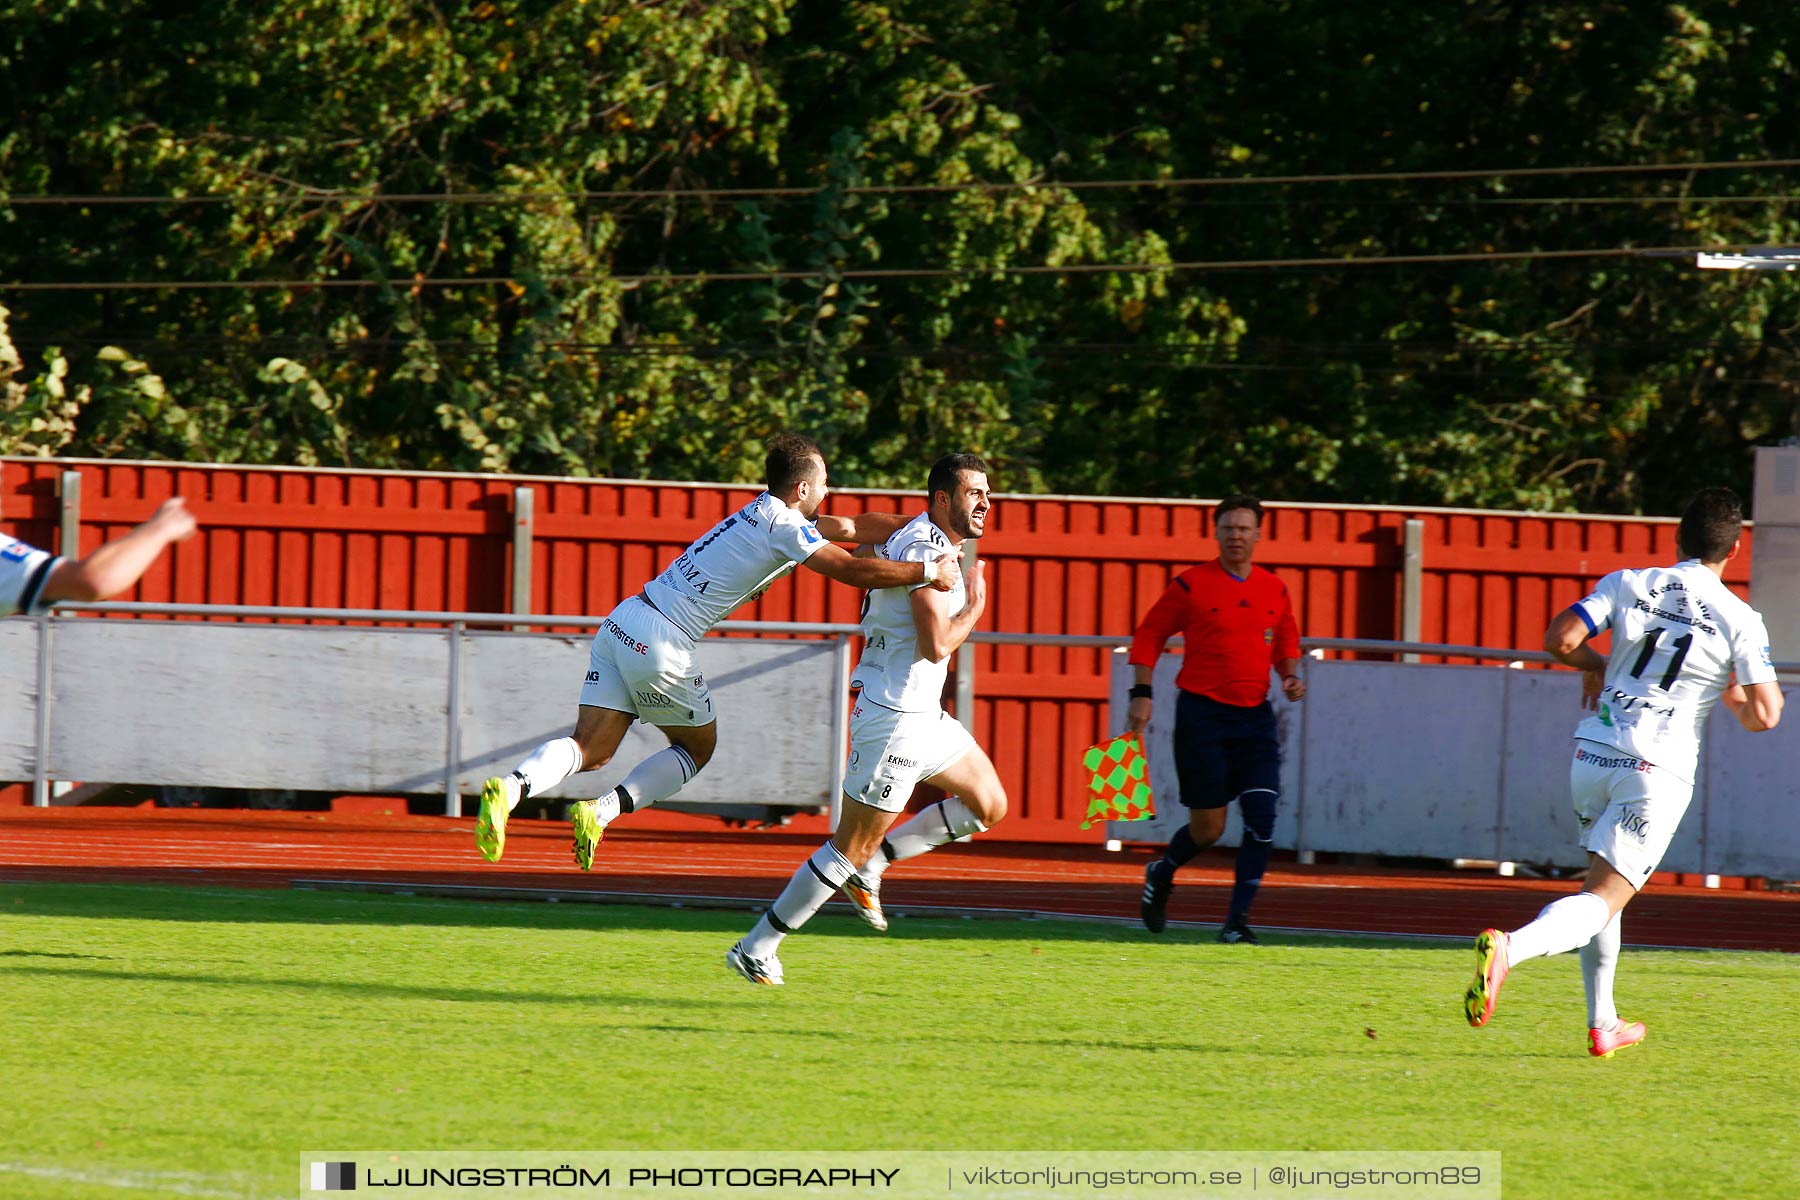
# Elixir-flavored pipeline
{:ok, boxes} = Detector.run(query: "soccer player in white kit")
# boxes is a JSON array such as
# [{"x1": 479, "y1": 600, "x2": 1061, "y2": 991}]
[
  {"x1": 2, "y1": 497, "x2": 196, "y2": 617},
  {"x1": 1464, "y1": 487, "x2": 1783, "y2": 1057},
  {"x1": 727, "y1": 453, "x2": 1005, "y2": 985},
  {"x1": 473, "y1": 434, "x2": 961, "y2": 869}
]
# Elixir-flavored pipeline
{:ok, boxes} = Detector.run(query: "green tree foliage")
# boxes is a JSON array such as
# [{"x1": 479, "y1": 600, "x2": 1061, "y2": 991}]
[{"x1": 3, "y1": 0, "x2": 1799, "y2": 512}]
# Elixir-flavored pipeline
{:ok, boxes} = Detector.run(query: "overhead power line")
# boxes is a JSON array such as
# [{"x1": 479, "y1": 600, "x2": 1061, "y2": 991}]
[
  {"x1": 1, "y1": 242, "x2": 1785, "y2": 292},
  {"x1": 4, "y1": 196, "x2": 1797, "y2": 220},
  {"x1": 8, "y1": 332, "x2": 1792, "y2": 391},
  {"x1": 7, "y1": 157, "x2": 1800, "y2": 207},
  {"x1": 12, "y1": 332, "x2": 1790, "y2": 357}
]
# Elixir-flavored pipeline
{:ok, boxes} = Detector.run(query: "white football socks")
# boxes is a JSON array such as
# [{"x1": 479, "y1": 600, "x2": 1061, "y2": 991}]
[
  {"x1": 1581, "y1": 910, "x2": 1623, "y2": 1028},
  {"x1": 512, "y1": 737, "x2": 583, "y2": 808},
  {"x1": 1507, "y1": 891, "x2": 1613, "y2": 965},
  {"x1": 859, "y1": 797, "x2": 988, "y2": 880},
  {"x1": 593, "y1": 745, "x2": 700, "y2": 824},
  {"x1": 741, "y1": 843, "x2": 858, "y2": 959}
]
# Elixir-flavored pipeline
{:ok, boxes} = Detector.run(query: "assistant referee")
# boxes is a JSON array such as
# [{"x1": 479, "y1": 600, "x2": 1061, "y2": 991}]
[{"x1": 1126, "y1": 494, "x2": 1303, "y2": 943}]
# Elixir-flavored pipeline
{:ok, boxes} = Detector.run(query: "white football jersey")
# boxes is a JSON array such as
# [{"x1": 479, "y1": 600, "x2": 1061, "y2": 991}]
[
  {"x1": 1571, "y1": 559, "x2": 1777, "y2": 781},
  {"x1": 851, "y1": 511, "x2": 965, "y2": 712},
  {"x1": 0, "y1": 535, "x2": 59, "y2": 617},
  {"x1": 641, "y1": 493, "x2": 828, "y2": 640}
]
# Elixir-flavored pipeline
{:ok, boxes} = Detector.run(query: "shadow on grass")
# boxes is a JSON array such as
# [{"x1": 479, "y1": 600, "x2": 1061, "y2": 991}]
[
  {"x1": 625, "y1": 1021, "x2": 1246, "y2": 1056},
  {"x1": 574, "y1": 1021, "x2": 1576, "y2": 1061},
  {"x1": 0, "y1": 880, "x2": 1473, "y2": 954},
  {"x1": 0, "y1": 880, "x2": 1133, "y2": 941},
  {"x1": 0, "y1": 960, "x2": 746, "y2": 1007},
  {"x1": 0, "y1": 948, "x2": 115, "y2": 960}
]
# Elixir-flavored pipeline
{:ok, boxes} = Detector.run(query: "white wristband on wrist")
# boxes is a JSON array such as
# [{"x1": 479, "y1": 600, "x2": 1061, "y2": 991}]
[{"x1": 922, "y1": 558, "x2": 938, "y2": 584}]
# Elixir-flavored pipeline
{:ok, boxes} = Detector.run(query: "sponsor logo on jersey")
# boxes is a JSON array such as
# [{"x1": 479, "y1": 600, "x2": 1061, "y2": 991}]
[
  {"x1": 0, "y1": 539, "x2": 28, "y2": 563},
  {"x1": 1263, "y1": 627, "x2": 1273, "y2": 644},
  {"x1": 801, "y1": 525, "x2": 821, "y2": 544},
  {"x1": 1762, "y1": 645, "x2": 1774, "y2": 666},
  {"x1": 1630, "y1": 597, "x2": 1717, "y2": 635},
  {"x1": 668, "y1": 552, "x2": 711, "y2": 594},
  {"x1": 585, "y1": 670, "x2": 602, "y2": 683},
  {"x1": 1600, "y1": 685, "x2": 1676, "y2": 718}
]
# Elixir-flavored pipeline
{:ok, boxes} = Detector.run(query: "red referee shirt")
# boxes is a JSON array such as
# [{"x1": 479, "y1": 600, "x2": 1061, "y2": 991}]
[{"x1": 1127, "y1": 559, "x2": 1301, "y2": 707}]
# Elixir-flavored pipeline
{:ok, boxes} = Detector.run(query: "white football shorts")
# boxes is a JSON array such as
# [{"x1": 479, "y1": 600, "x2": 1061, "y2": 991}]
[
  {"x1": 578, "y1": 595, "x2": 715, "y2": 727},
  {"x1": 843, "y1": 698, "x2": 976, "y2": 813},
  {"x1": 1569, "y1": 739, "x2": 1693, "y2": 889}
]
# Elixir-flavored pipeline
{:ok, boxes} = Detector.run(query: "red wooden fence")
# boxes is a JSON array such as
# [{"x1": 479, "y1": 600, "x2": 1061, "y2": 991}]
[{"x1": 2, "y1": 457, "x2": 1749, "y2": 839}]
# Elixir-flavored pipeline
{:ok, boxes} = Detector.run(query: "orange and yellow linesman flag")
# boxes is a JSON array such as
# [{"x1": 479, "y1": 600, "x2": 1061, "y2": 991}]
[{"x1": 1080, "y1": 732, "x2": 1154, "y2": 828}]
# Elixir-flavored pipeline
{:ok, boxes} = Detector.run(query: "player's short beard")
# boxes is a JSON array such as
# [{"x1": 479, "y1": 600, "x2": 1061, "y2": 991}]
[{"x1": 798, "y1": 475, "x2": 826, "y2": 519}]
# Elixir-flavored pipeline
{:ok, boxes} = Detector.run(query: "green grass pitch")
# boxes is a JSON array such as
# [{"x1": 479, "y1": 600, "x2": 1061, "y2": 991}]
[{"x1": 1, "y1": 882, "x2": 1795, "y2": 1199}]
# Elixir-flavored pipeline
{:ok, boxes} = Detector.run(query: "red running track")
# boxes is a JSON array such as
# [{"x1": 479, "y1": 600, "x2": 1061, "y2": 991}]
[{"x1": 1, "y1": 806, "x2": 1796, "y2": 952}]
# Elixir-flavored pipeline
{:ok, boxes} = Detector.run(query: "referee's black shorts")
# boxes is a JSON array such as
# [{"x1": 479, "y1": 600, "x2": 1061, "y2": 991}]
[{"x1": 1172, "y1": 690, "x2": 1280, "y2": 810}]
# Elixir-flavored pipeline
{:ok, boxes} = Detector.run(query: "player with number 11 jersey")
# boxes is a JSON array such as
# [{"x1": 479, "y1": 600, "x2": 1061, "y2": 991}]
[
  {"x1": 1570, "y1": 558, "x2": 1776, "y2": 783},
  {"x1": 1463, "y1": 488, "x2": 1782, "y2": 1059}
]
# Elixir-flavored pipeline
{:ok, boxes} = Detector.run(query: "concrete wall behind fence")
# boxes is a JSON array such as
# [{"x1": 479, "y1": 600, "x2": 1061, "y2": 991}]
[
  {"x1": 0, "y1": 617, "x2": 843, "y2": 812},
  {"x1": 1, "y1": 457, "x2": 1752, "y2": 842},
  {"x1": 1109, "y1": 653, "x2": 1800, "y2": 880}
]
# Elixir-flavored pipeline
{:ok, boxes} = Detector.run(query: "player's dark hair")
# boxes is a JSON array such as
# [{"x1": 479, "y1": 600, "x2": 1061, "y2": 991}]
[
  {"x1": 928, "y1": 452, "x2": 989, "y2": 506},
  {"x1": 1678, "y1": 487, "x2": 1743, "y2": 563},
  {"x1": 1216, "y1": 494, "x2": 1265, "y2": 526},
  {"x1": 765, "y1": 433, "x2": 824, "y2": 494}
]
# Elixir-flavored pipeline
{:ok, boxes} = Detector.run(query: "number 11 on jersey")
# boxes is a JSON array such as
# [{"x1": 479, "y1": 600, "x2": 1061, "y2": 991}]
[{"x1": 1627, "y1": 626, "x2": 1693, "y2": 690}]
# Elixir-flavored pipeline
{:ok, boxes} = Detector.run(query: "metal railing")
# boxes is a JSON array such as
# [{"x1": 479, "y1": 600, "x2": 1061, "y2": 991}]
[{"x1": 24, "y1": 602, "x2": 1799, "y2": 818}]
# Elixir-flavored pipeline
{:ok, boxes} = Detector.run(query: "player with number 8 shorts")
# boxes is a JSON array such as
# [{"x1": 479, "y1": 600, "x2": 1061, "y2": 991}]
[{"x1": 727, "y1": 453, "x2": 1006, "y2": 985}]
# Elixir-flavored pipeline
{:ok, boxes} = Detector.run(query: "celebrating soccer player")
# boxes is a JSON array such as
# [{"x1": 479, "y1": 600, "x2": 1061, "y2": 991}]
[
  {"x1": 472, "y1": 434, "x2": 960, "y2": 870},
  {"x1": 2, "y1": 496, "x2": 197, "y2": 617},
  {"x1": 726, "y1": 453, "x2": 1002, "y2": 985},
  {"x1": 1464, "y1": 487, "x2": 1783, "y2": 1057}
]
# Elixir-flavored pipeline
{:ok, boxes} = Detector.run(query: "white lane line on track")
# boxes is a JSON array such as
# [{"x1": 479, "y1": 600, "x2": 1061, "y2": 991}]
[{"x1": 0, "y1": 846, "x2": 1524, "y2": 889}]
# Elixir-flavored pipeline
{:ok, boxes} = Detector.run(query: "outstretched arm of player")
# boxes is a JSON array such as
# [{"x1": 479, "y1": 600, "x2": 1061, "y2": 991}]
[
  {"x1": 911, "y1": 558, "x2": 985, "y2": 662},
  {"x1": 40, "y1": 498, "x2": 198, "y2": 604},
  {"x1": 813, "y1": 511, "x2": 910, "y2": 544},
  {"x1": 1721, "y1": 679, "x2": 1784, "y2": 732},
  {"x1": 802, "y1": 542, "x2": 960, "y2": 592},
  {"x1": 1543, "y1": 608, "x2": 1607, "y2": 709}
]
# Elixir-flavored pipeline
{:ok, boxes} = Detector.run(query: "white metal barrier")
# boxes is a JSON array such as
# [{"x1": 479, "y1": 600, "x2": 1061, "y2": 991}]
[
  {"x1": 1, "y1": 604, "x2": 857, "y2": 818},
  {"x1": 1109, "y1": 643, "x2": 1800, "y2": 879},
  {"x1": 8, "y1": 603, "x2": 1797, "y2": 878}
]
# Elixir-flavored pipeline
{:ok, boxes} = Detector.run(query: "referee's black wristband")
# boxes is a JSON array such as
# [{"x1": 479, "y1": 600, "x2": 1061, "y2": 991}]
[{"x1": 1128, "y1": 684, "x2": 1154, "y2": 701}]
